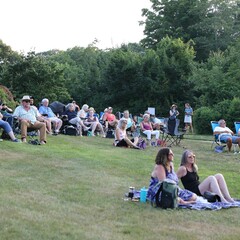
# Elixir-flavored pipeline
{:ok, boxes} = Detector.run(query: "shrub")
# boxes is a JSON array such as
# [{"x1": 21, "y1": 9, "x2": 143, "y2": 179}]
[{"x1": 193, "y1": 107, "x2": 220, "y2": 134}]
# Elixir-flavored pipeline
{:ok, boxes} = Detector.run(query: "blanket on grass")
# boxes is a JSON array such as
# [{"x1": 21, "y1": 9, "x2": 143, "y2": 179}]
[{"x1": 126, "y1": 190, "x2": 240, "y2": 210}]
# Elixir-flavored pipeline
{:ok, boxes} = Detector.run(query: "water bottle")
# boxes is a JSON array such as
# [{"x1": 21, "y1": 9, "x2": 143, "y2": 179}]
[
  {"x1": 128, "y1": 186, "x2": 135, "y2": 199},
  {"x1": 140, "y1": 187, "x2": 148, "y2": 202}
]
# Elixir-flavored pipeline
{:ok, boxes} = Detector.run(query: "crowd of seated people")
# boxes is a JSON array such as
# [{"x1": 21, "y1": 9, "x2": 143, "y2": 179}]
[
  {"x1": 0, "y1": 95, "x2": 168, "y2": 147},
  {"x1": 0, "y1": 96, "x2": 173, "y2": 149},
  {"x1": 5, "y1": 97, "x2": 240, "y2": 154}
]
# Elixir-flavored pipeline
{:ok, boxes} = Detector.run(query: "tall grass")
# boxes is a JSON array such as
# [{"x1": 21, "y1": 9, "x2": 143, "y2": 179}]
[{"x1": 0, "y1": 134, "x2": 240, "y2": 240}]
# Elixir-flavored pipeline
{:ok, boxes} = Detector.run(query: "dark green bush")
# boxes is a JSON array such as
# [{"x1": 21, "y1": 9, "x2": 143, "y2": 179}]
[
  {"x1": 193, "y1": 107, "x2": 220, "y2": 134},
  {"x1": 194, "y1": 98, "x2": 240, "y2": 134}
]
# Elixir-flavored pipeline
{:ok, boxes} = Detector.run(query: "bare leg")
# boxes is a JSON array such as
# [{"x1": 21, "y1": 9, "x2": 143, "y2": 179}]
[
  {"x1": 215, "y1": 174, "x2": 234, "y2": 202},
  {"x1": 8, "y1": 130, "x2": 16, "y2": 141},
  {"x1": 45, "y1": 119, "x2": 52, "y2": 133},
  {"x1": 198, "y1": 176, "x2": 229, "y2": 203},
  {"x1": 79, "y1": 120, "x2": 89, "y2": 131},
  {"x1": 227, "y1": 138, "x2": 232, "y2": 152},
  {"x1": 97, "y1": 123, "x2": 105, "y2": 136},
  {"x1": 124, "y1": 137, "x2": 139, "y2": 149},
  {"x1": 91, "y1": 122, "x2": 97, "y2": 136},
  {"x1": 55, "y1": 119, "x2": 62, "y2": 132},
  {"x1": 133, "y1": 136, "x2": 139, "y2": 145}
]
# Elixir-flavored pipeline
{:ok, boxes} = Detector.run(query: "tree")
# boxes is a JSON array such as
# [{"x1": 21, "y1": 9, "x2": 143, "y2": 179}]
[
  {"x1": 1, "y1": 51, "x2": 70, "y2": 103},
  {"x1": 155, "y1": 37, "x2": 195, "y2": 112},
  {"x1": 140, "y1": 0, "x2": 240, "y2": 61}
]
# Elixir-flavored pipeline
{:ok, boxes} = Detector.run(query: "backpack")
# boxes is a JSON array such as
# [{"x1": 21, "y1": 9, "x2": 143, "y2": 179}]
[
  {"x1": 1, "y1": 130, "x2": 11, "y2": 140},
  {"x1": 106, "y1": 129, "x2": 115, "y2": 138},
  {"x1": 63, "y1": 125, "x2": 79, "y2": 136},
  {"x1": 137, "y1": 138, "x2": 146, "y2": 149},
  {"x1": 154, "y1": 179, "x2": 178, "y2": 209}
]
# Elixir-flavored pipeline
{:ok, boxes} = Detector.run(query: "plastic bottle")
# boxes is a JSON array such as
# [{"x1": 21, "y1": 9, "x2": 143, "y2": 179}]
[
  {"x1": 140, "y1": 187, "x2": 148, "y2": 202},
  {"x1": 128, "y1": 186, "x2": 134, "y2": 199}
]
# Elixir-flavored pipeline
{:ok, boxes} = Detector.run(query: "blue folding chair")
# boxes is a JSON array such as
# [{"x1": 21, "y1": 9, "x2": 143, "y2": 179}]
[
  {"x1": 211, "y1": 121, "x2": 238, "y2": 152},
  {"x1": 211, "y1": 121, "x2": 226, "y2": 149},
  {"x1": 234, "y1": 121, "x2": 240, "y2": 135}
]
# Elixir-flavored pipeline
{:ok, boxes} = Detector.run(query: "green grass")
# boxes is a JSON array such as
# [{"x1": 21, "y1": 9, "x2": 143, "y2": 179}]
[{"x1": 0, "y1": 134, "x2": 240, "y2": 240}]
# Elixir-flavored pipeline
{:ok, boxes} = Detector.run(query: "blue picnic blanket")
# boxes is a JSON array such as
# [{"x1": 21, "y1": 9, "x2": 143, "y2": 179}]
[
  {"x1": 128, "y1": 190, "x2": 240, "y2": 210},
  {"x1": 179, "y1": 197, "x2": 240, "y2": 210}
]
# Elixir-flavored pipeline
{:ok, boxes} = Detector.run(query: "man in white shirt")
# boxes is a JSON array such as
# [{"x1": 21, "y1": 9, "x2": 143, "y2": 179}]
[
  {"x1": 213, "y1": 119, "x2": 240, "y2": 151},
  {"x1": 13, "y1": 95, "x2": 47, "y2": 144}
]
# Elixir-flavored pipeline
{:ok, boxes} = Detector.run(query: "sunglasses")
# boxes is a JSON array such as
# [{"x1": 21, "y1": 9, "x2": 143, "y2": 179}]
[{"x1": 23, "y1": 100, "x2": 30, "y2": 103}]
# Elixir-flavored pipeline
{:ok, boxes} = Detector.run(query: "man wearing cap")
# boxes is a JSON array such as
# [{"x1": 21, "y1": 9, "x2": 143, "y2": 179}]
[{"x1": 13, "y1": 95, "x2": 47, "y2": 144}]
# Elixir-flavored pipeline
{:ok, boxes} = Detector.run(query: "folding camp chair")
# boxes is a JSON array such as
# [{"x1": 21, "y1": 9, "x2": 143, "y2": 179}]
[
  {"x1": 211, "y1": 121, "x2": 238, "y2": 152},
  {"x1": 211, "y1": 121, "x2": 223, "y2": 149},
  {"x1": 162, "y1": 118, "x2": 185, "y2": 147},
  {"x1": 234, "y1": 121, "x2": 240, "y2": 136},
  {"x1": 12, "y1": 118, "x2": 39, "y2": 140}
]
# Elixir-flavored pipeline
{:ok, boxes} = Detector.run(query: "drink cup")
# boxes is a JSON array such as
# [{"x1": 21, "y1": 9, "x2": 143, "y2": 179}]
[{"x1": 140, "y1": 187, "x2": 148, "y2": 202}]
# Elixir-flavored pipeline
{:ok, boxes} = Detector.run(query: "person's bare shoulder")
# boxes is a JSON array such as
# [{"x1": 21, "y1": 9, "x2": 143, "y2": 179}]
[{"x1": 176, "y1": 166, "x2": 187, "y2": 178}]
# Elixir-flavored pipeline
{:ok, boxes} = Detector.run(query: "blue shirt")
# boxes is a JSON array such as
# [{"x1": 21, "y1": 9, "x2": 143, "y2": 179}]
[{"x1": 39, "y1": 106, "x2": 55, "y2": 118}]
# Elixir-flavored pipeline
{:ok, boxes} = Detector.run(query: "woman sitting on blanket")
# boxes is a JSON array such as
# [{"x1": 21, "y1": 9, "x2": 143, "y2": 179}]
[
  {"x1": 147, "y1": 148, "x2": 197, "y2": 204},
  {"x1": 177, "y1": 150, "x2": 234, "y2": 203}
]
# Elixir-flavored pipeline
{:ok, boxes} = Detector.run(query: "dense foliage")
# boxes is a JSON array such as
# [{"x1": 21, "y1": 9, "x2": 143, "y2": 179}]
[
  {"x1": 0, "y1": 0, "x2": 240, "y2": 133},
  {"x1": 140, "y1": 0, "x2": 240, "y2": 61}
]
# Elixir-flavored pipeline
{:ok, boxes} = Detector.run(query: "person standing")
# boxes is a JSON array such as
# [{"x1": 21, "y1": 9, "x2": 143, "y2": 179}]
[
  {"x1": 184, "y1": 103, "x2": 193, "y2": 133},
  {"x1": 169, "y1": 104, "x2": 179, "y2": 120}
]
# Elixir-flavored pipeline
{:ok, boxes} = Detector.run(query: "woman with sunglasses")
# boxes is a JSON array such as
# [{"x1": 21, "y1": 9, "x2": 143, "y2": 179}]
[
  {"x1": 177, "y1": 150, "x2": 234, "y2": 203},
  {"x1": 147, "y1": 148, "x2": 197, "y2": 204}
]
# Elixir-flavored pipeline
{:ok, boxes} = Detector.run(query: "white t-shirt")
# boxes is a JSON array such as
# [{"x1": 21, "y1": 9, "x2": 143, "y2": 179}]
[{"x1": 214, "y1": 126, "x2": 232, "y2": 136}]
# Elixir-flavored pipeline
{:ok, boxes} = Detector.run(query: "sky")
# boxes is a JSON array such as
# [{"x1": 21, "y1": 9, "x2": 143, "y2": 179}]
[{"x1": 1, "y1": 0, "x2": 151, "y2": 53}]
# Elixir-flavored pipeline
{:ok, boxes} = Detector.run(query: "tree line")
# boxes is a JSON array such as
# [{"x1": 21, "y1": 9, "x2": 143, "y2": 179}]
[{"x1": 0, "y1": 0, "x2": 240, "y2": 133}]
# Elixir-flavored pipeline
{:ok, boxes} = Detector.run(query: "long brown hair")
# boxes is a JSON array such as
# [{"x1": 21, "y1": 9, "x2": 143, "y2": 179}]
[{"x1": 155, "y1": 148, "x2": 171, "y2": 168}]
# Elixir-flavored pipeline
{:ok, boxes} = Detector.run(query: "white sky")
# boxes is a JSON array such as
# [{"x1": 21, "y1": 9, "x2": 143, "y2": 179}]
[{"x1": 0, "y1": 0, "x2": 151, "y2": 53}]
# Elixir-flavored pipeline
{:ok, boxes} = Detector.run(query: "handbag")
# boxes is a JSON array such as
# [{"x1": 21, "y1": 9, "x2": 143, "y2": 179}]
[{"x1": 203, "y1": 191, "x2": 221, "y2": 202}]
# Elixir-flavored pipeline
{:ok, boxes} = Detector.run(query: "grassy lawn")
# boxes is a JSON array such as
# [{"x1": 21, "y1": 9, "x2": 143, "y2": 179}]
[{"x1": 0, "y1": 134, "x2": 240, "y2": 240}]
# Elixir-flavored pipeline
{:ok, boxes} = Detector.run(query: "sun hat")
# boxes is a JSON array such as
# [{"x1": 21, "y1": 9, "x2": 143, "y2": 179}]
[{"x1": 21, "y1": 95, "x2": 31, "y2": 101}]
